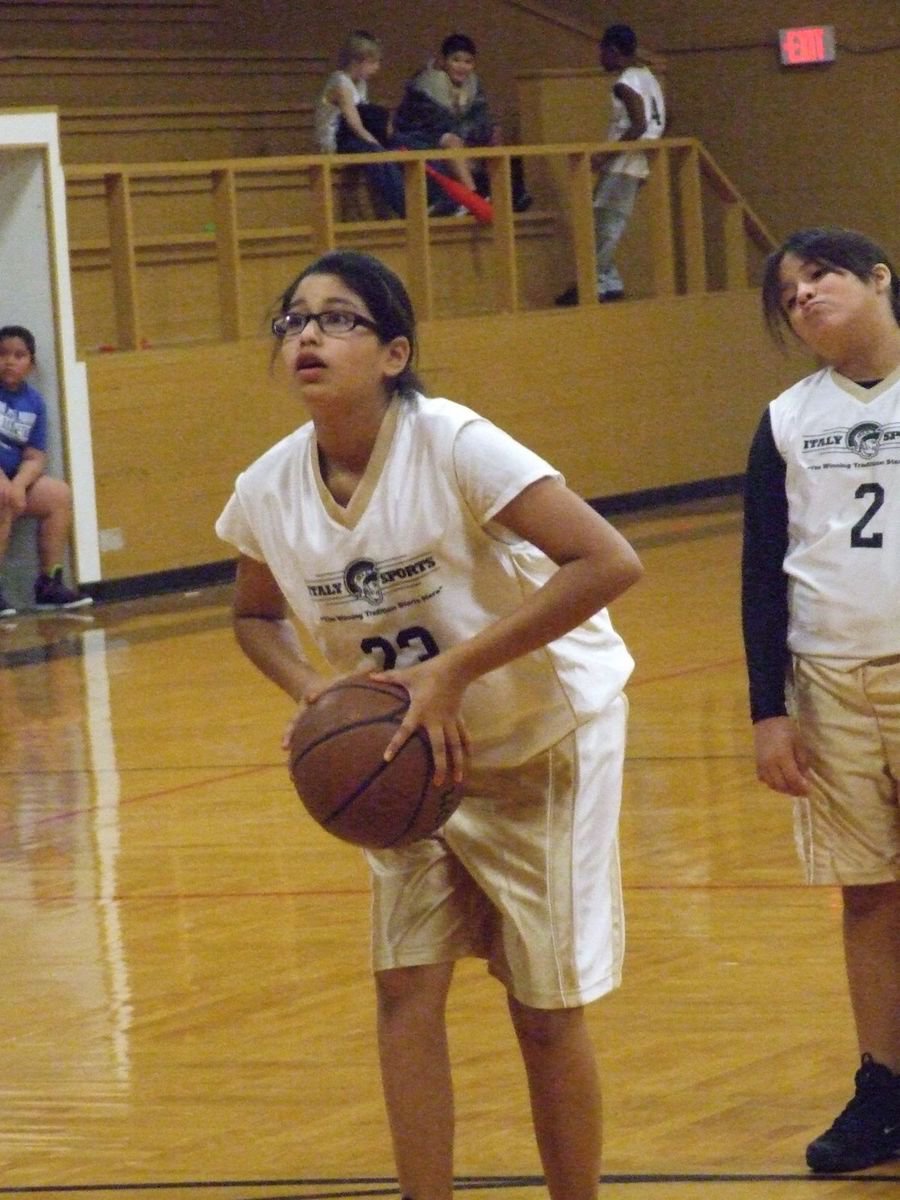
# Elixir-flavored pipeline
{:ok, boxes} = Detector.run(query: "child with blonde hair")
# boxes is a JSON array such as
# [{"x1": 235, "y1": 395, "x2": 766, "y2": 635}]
[{"x1": 314, "y1": 30, "x2": 404, "y2": 216}]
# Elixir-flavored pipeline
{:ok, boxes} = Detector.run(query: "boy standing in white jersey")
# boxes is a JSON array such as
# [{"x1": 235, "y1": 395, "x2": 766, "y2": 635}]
[{"x1": 556, "y1": 24, "x2": 666, "y2": 306}]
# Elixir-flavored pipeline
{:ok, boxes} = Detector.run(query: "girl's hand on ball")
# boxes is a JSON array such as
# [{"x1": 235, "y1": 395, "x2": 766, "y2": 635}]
[{"x1": 370, "y1": 660, "x2": 470, "y2": 786}]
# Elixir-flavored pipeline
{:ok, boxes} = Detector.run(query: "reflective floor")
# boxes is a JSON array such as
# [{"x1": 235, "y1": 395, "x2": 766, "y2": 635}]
[{"x1": 0, "y1": 498, "x2": 897, "y2": 1199}]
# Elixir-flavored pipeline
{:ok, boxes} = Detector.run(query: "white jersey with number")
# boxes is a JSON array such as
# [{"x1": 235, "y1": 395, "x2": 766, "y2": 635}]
[
  {"x1": 216, "y1": 394, "x2": 633, "y2": 767},
  {"x1": 606, "y1": 65, "x2": 665, "y2": 180},
  {"x1": 769, "y1": 364, "x2": 900, "y2": 659}
]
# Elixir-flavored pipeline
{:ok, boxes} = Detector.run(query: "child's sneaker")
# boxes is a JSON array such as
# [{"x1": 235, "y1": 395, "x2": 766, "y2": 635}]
[
  {"x1": 0, "y1": 589, "x2": 17, "y2": 617},
  {"x1": 33, "y1": 568, "x2": 93, "y2": 611},
  {"x1": 806, "y1": 1054, "x2": 900, "y2": 1173},
  {"x1": 428, "y1": 197, "x2": 468, "y2": 217}
]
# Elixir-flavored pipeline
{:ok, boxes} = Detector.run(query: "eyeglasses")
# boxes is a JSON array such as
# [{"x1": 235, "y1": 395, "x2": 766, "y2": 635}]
[{"x1": 271, "y1": 309, "x2": 380, "y2": 339}]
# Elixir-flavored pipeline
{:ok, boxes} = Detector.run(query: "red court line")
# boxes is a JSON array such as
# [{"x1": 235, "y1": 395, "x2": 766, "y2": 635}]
[
  {"x1": 628, "y1": 655, "x2": 744, "y2": 687},
  {"x1": 0, "y1": 880, "x2": 836, "y2": 904},
  {"x1": 31, "y1": 763, "x2": 280, "y2": 827}
]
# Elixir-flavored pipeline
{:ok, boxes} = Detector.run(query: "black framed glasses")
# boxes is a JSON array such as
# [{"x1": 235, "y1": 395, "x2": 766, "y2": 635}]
[{"x1": 271, "y1": 309, "x2": 380, "y2": 339}]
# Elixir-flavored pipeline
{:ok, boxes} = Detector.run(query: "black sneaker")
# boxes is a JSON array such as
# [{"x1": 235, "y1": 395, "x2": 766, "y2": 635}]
[
  {"x1": 33, "y1": 568, "x2": 93, "y2": 611},
  {"x1": 806, "y1": 1054, "x2": 900, "y2": 1173},
  {"x1": 0, "y1": 590, "x2": 16, "y2": 617},
  {"x1": 555, "y1": 284, "x2": 579, "y2": 306}
]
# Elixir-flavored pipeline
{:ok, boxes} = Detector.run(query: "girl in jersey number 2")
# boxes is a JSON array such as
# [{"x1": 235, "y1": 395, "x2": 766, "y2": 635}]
[
  {"x1": 216, "y1": 250, "x2": 642, "y2": 1200},
  {"x1": 743, "y1": 228, "x2": 900, "y2": 1174}
]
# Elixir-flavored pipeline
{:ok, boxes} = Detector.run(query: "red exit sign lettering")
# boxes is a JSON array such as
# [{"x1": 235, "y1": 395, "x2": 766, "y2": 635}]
[{"x1": 779, "y1": 25, "x2": 836, "y2": 65}]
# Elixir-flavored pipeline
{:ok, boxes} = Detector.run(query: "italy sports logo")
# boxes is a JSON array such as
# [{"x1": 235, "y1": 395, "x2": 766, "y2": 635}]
[
  {"x1": 802, "y1": 421, "x2": 900, "y2": 461},
  {"x1": 306, "y1": 552, "x2": 438, "y2": 608}
]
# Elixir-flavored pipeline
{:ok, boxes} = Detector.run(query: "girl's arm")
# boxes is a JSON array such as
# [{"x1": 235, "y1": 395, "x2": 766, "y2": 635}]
[
  {"x1": 448, "y1": 477, "x2": 640, "y2": 675},
  {"x1": 741, "y1": 410, "x2": 791, "y2": 721},
  {"x1": 333, "y1": 80, "x2": 381, "y2": 145},
  {"x1": 613, "y1": 81, "x2": 648, "y2": 140},
  {"x1": 374, "y1": 476, "x2": 642, "y2": 779},
  {"x1": 741, "y1": 410, "x2": 809, "y2": 796},
  {"x1": 231, "y1": 554, "x2": 327, "y2": 704}
]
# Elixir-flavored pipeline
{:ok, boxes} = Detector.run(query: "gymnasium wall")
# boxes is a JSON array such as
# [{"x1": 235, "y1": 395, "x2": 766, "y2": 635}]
[
  {"x1": 1, "y1": 0, "x2": 889, "y2": 586},
  {"x1": 85, "y1": 293, "x2": 804, "y2": 581}
]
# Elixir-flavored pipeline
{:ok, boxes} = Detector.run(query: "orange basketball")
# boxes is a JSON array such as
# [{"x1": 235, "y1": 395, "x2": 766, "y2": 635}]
[{"x1": 288, "y1": 679, "x2": 464, "y2": 849}]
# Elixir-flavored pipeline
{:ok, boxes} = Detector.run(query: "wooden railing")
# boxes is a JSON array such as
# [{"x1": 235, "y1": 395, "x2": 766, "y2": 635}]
[{"x1": 63, "y1": 138, "x2": 776, "y2": 351}]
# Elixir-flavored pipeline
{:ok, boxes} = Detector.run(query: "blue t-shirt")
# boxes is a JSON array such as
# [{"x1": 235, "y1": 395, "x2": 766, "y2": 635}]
[{"x1": 0, "y1": 381, "x2": 48, "y2": 477}]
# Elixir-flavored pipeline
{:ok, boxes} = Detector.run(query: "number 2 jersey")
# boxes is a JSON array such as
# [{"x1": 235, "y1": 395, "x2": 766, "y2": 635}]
[
  {"x1": 216, "y1": 393, "x2": 634, "y2": 768},
  {"x1": 742, "y1": 365, "x2": 900, "y2": 721}
]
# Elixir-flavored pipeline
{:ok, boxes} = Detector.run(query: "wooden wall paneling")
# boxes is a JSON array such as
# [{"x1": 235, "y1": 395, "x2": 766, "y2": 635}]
[
  {"x1": 0, "y1": 48, "x2": 326, "y2": 109},
  {"x1": 486, "y1": 153, "x2": 518, "y2": 312},
  {"x1": 645, "y1": 146, "x2": 676, "y2": 297},
  {"x1": 212, "y1": 167, "x2": 241, "y2": 340},
  {"x1": 307, "y1": 160, "x2": 336, "y2": 257},
  {"x1": 0, "y1": 0, "x2": 219, "y2": 23},
  {"x1": 104, "y1": 171, "x2": 140, "y2": 350},
  {"x1": 234, "y1": 166, "x2": 313, "y2": 232},
  {"x1": 58, "y1": 104, "x2": 315, "y2": 165},
  {"x1": 677, "y1": 143, "x2": 707, "y2": 295},
  {"x1": 723, "y1": 204, "x2": 750, "y2": 292},
  {"x1": 87, "y1": 340, "x2": 300, "y2": 577},
  {"x1": 401, "y1": 158, "x2": 434, "y2": 323},
  {"x1": 567, "y1": 147, "x2": 598, "y2": 306}
]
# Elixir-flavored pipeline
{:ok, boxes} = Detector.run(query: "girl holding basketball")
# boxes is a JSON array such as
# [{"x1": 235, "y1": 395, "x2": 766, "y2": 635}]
[{"x1": 216, "y1": 250, "x2": 642, "y2": 1200}]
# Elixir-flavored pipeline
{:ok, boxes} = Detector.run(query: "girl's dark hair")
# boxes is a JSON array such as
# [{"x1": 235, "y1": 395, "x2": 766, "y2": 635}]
[
  {"x1": 762, "y1": 226, "x2": 900, "y2": 343},
  {"x1": 275, "y1": 251, "x2": 424, "y2": 397},
  {"x1": 0, "y1": 324, "x2": 36, "y2": 359}
]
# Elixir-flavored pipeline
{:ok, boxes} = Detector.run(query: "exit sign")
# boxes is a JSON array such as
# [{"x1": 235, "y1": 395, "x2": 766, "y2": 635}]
[{"x1": 779, "y1": 25, "x2": 836, "y2": 65}]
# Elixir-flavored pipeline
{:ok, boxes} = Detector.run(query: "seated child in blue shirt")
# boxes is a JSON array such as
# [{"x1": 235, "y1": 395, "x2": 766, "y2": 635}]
[{"x1": 0, "y1": 325, "x2": 92, "y2": 615}]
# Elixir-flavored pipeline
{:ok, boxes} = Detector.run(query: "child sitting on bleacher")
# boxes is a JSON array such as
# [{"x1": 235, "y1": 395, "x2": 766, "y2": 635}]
[
  {"x1": 393, "y1": 32, "x2": 532, "y2": 215},
  {"x1": 314, "y1": 30, "x2": 405, "y2": 217}
]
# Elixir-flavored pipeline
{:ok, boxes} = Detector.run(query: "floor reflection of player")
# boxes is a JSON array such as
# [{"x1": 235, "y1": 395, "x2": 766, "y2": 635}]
[
  {"x1": 0, "y1": 631, "x2": 133, "y2": 1134},
  {"x1": 2, "y1": 645, "x2": 89, "y2": 897}
]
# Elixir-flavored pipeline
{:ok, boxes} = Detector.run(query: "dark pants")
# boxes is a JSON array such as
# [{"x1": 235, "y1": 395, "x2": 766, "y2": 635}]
[{"x1": 335, "y1": 128, "x2": 406, "y2": 217}]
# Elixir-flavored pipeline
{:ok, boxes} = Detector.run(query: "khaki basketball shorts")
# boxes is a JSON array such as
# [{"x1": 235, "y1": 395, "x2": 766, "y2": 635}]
[
  {"x1": 790, "y1": 655, "x2": 900, "y2": 885},
  {"x1": 366, "y1": 695, "x2": 628, "y2": 1009}
]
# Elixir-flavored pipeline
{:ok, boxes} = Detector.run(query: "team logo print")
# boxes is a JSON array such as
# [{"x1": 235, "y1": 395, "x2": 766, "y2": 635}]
[
  {"x1": 802, "y1": 419, "x2": 900, "y2": 461},
  {"x1": 307, "y1": 552, "x2": 439, "y2": 612},
  {"x1": 846, "y1": 421, "x2": 883, "y2": 460},
  {"x1": 343, "y1": 558, "x2": 384, "y2": 605}
]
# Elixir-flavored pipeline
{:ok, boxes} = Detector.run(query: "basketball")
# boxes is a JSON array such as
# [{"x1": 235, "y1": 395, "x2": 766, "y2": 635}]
[{"x1": 288, "y1": 678, "x2": 464, "y2": 849}]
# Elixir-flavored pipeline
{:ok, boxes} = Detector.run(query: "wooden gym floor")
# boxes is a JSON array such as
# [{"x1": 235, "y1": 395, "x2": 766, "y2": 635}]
[{"x1": 1, "y1": 496, "x2": 897, "y2": 1199}]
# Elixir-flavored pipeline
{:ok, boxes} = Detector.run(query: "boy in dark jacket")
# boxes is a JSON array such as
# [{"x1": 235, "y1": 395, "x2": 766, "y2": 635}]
[{"x1": 395, "y1": 33, "x2": 531, "y2": 214}]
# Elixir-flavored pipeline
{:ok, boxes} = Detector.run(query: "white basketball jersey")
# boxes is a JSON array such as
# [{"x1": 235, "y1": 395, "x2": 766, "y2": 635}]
[
  {"x1": 769, "y1": 365, "x2": 900, "y2": 658},
  {"x1": 606, "y1": 65, "x2": 665, "y2": 179},
  {"x1": 217, "y1": 395, "x2": 633, "y2": 767}
]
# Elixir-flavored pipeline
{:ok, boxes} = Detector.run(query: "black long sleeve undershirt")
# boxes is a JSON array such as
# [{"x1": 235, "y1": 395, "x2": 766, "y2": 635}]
[{"x1": 741, "y1": 409, "x2": 792, "y2": 722}]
